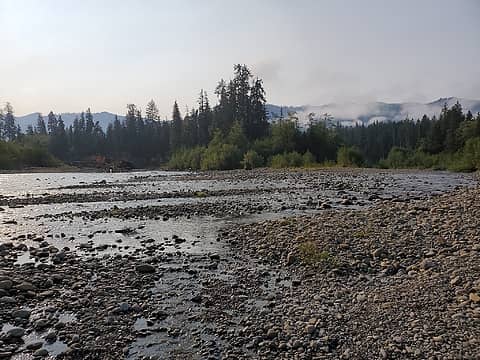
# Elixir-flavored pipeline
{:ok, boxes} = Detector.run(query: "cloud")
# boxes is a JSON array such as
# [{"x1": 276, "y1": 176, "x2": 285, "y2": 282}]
[{"x1": 253, "y1": 60, "x2": 282, "y2": 84}]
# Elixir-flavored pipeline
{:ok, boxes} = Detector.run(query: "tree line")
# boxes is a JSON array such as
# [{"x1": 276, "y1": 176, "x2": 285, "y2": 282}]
[
  {"x1": 1, "y1": 64, "x2": 479, "y2": 171},
  {"x1": 1, "y1": 64, "x2": 269, "y2": 168},
  {"x1": 337, "y1": 102, "x2": 480, "y2": 171}
]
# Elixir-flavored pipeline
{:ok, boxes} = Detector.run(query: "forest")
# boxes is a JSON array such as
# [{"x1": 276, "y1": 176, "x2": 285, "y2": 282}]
[{"x1": 1, "y1": 65, "x2": 479, "y2": 171}]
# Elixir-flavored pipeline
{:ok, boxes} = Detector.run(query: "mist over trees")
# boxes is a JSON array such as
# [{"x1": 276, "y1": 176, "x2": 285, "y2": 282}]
[{"x1": 1, "y1": 64, "x2": 479, "y2": 171}]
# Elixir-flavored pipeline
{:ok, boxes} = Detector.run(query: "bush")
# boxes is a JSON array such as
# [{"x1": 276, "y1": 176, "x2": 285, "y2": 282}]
[
  {"x1": 337, "y1": 146, "x2": 364, "y2": 167},
  {"x1": 227, "y1": 121, "x2": 248, "y2": 154},
  {"x1": 168, "y1": 147, "x2": 205, "y2": 170},
  {"x1": 270, "y1": 153, "x2": 289, "y2": 168},
  {"x1": 462, "y1": 137, "x2": 480, "y2": 170},
  {"x1": 302, "y1": 150, "x2": 316, "y2": 167},
  {"x1": 410, "y1": 150, "x2": 436, "y2": 169},
  {"x1": 297, "y1": 241, "x2": 332, "y2": 265},
  {"x1": 252, "y1": 137, "x2": 275, "y2": 159},
  {"x1": 200, "y1": 143, "x2": 242, "y2": 170},
  {"x1": 380, "y1": 147, "x2": 412, "y2": 169},
  {"x1": 0, "y1": 139, "x2": 57, "y2": 169},
  {"x1": 242, "y1": 150, "x2": 264, "y2": 170},
  {"x1": 270, "y1": 151, "x2": 304, "y2": 168},
  {"x1": 446, "y1": 137, "x2": 480, "y2": 172}
]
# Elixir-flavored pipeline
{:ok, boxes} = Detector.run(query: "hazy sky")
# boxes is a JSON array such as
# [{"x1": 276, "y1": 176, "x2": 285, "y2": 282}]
[{"x1": 1, "y1": 0, "x2": 479, "y2": 116}]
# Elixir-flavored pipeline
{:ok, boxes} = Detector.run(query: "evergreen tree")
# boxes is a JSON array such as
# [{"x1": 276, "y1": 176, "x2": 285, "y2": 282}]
[
  {"x1": 47, "y1": 111, "x2": 58, "y2": 135},
  {"x1": 145, "y1": 100, "x2": 159, "y2": 121},
  {"x1": 213, "y1": 79, "x2": 232, "y2": 134},
  {"x1": 197, "y1": 90, "x2": 212, "y2": 145},
  {"x1": 249, "y1": 77, "x2": 268, "y2": 139},
  {"x1": 3, "y1": 103, "x2": 17, "y2": 141},
  {"x1": 0, "y1": 109, "x2": 5, "y2": 140},
  {"x1": 170, "y1": 101, "x2": 183, "y2": 152},
  {"x1": 85, "y1": 108, "x2": 95, "y2": 136},
  {"x1": 50, "y1": 115, "x2": 69, "y2": 159},
  {"x1": 233, "y1": 64, "x2": 252, "y2": 132},
  {"x1": 26, "y1": 125, "x2": 34, "y2": 136},
  {"x1": 125, "y1": 104, "x2": 138, "y2": 156},
  {"x1": 36, "y1": 113, "x2": 47, "y2": 135}
]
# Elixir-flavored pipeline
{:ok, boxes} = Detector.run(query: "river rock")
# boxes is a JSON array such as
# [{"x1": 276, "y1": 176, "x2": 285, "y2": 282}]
[
  {"x1": 12, "y1": 309, "x2": 31, "y2": 319},
  {"x1": 33, "y1": 348, "x2": 49, "y2": 357},
  {"x1": 26, "y1": 341, "x2": 43, "y2": 350},
  {"x1": 0, "y1": 280, "x2": 13, "y2": 290},
  {"x1": 7, "y1": 327, "x2": 25, "y2": 338},
  {"x1": 136, "y1": 264, "x2": 155, "y2": 273},
  {"x1": 16, "y1": 282, "x2": 36, "y2": 292}
]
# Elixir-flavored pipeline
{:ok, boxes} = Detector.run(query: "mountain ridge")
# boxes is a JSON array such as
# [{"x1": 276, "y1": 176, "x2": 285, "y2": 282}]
[
  {"x1": 14, "y1": 97, "x2": 480, "y2": 131},
  {"x1": 266, "y1": 97, "x2": 480, "y2": 127}
]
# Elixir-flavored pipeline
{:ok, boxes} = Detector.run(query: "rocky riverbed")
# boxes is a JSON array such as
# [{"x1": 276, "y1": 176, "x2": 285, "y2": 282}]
[{"x1": 0, "y1": 169, "x2": 478, "y2": 359}]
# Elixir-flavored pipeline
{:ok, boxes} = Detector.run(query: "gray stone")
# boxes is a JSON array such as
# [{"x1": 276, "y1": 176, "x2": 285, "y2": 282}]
[
  {"x1": 33, "y1": 348, "x2": 49, "y2": 357},
  {"x1": 136, "y1": 264, "x2": 155, "y2": 273},
  {"x1": 0, "y1": 296, "x2": 15, "y2": 304},
  {"x1": 12, "y1": 309, "x2": 31, "y2": 319},
  {"x1": 304, "y1": 324, "x2": 316, "y2": 335},
  {"x1": 26, "y1": 341, "x2": 43, "y2": 350},
  {"x1": 118, "y1": 302, "x2": 131, "y2": 313},
  {"x1": 15, "y1": 282, "x2": 36, "y2": 292},
  {"x1": 34, "y1": 319, "x2": 49, "y2": 330},
  {"x1": 420, "y1": 259, "x2": 437, "y2": 270},
  {"x1": 286, "y1": 252, "x2": 296, "y2": 265},
  {"x1": 0, "y1": 280, "x2": 13, "y2": 290},
  {"x1": 45, "y1": 331, "x2": 56, "y2": 342},
  {"x1": 7, "y1": 327, "x2": 25, "y2": 338}
]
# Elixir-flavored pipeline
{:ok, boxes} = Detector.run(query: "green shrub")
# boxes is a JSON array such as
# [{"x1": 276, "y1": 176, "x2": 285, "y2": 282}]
[
  {"x1": 270, "y1": 153, "x2": 289, "y2": 168},
  {"x1": 445, "y1": 138, "x2": 480, "y2": 172},
  {"x1": 462, "y1": 137, "x2": 480, "y2": 170},
  {"x1": 252, "y1": 137, "x2": 275, "y2": 159},
  {"x1": 410, "y1": 150, "x2": 436, "y2": 169},
  {"x1": 168, "y1": 147, "x2": 205, "y2": 170},
  {"x1": 270, "y1": 151, "x2": 303, "y2": 168},
  {"x1": 337, "y1": 146, "x2": 364, "y2": 167},
  {"x1": 381, "y1": 147, "x2": 413, "y2": 168},
  {"x1": 227, "y1": 121, "x2": 249, "y2": 154},
  {"x1": 320, "y1": 160, "x2": 336, "y2": 167},
  {"x1": 297, "y1": 241, "x2": 332, "y2": 265},
  {"x1": 286, "y1": 151, "x2": 303, "y2": 167},
  {"x1": 302, "y1": 150, "x2": 316, "y2": 167},
  {"x1": 200, "y1": 143, "x2": 242, "y2": 170},
  {"x1": 242, "y1": 150, "x2": 264, "y2": 170},
  {"x1": 0, "y1": 139, "x2": 57, "y2": 169}
]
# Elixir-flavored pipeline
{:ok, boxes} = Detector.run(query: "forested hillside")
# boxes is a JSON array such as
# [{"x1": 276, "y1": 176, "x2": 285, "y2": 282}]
[{"x1": 1, "y1": 65, "x2": 479, "y2": 171}]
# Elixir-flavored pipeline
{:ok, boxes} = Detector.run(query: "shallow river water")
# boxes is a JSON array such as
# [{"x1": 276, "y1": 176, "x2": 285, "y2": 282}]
[{"x1": 0, "y1": 169, "x2": 477, "y2": 359}]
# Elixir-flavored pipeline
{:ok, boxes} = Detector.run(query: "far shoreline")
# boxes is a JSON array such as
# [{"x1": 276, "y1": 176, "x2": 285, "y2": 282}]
[{"x1": 0, "y1": 166, "x2": 478, "y2": 176}]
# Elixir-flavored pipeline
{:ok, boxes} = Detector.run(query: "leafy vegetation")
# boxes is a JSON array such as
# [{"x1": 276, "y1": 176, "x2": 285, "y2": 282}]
[
  {"x1": 297, "y1": 241, "x2": 333, "y2": 266},
  {"x1": 1, "y1": 64, "x2": 479, "y2": 172},
  {"x1": 242, "y1": 150, "x2": 264, "y2": 169},
  {"x1": 0, "y1": 136, "x2": 57, "y2": 169},
  {"x1": 337, "y1": 146, "x2": 364, "y2": 167},
  {"x1": 338, "y1": 103, "x2": 480, "y2": 172}
]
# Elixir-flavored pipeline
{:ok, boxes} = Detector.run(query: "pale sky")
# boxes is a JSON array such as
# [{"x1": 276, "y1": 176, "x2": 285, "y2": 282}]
[{"x1": 1, "y1": 0, "x2": 479, "y2": 117}]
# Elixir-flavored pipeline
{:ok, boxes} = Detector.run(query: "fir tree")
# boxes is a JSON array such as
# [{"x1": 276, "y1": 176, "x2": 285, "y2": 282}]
[
  {"x1": 145, "y1": 100, "x2": 159, "y2": 122},
  {"x1": 170, "y1": 101, "x2": 183, "y2": 152},
  {"x1": 47, "y1": 111, "x2": 58, "y2": 135},
  {"x1": 36, "y1": 113, "x2": 47, "y2": 135},
  {"x1": 3, "y1": 103, "x2": 17, "y2": 141},
  {"x1": 197, "y1": 90, "x2": 212, "y2": 145}
]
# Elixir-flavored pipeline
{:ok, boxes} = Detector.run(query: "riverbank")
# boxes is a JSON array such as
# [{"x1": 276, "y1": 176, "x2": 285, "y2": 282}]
[
  {"x1": 0, "y1": 169, "x2": 478, "y2": 359},
  {"x1": 0, "y1": 166, "x2": 92, "y2": 174},
  {"x1": 206, "y1": 185, "x2": 480, "y2": 359}
]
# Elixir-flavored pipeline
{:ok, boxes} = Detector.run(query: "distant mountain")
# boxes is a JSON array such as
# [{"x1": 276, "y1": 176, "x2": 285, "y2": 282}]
[
  {"x1": 266, "y1": 97, "x2": 480, "y2": 127},
  {"x1": 15, "y1": 97, "x2": 480, "y2": 132},
  {"x1": 15, "y1": 112, "x2": 125, "y2": 132}
]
